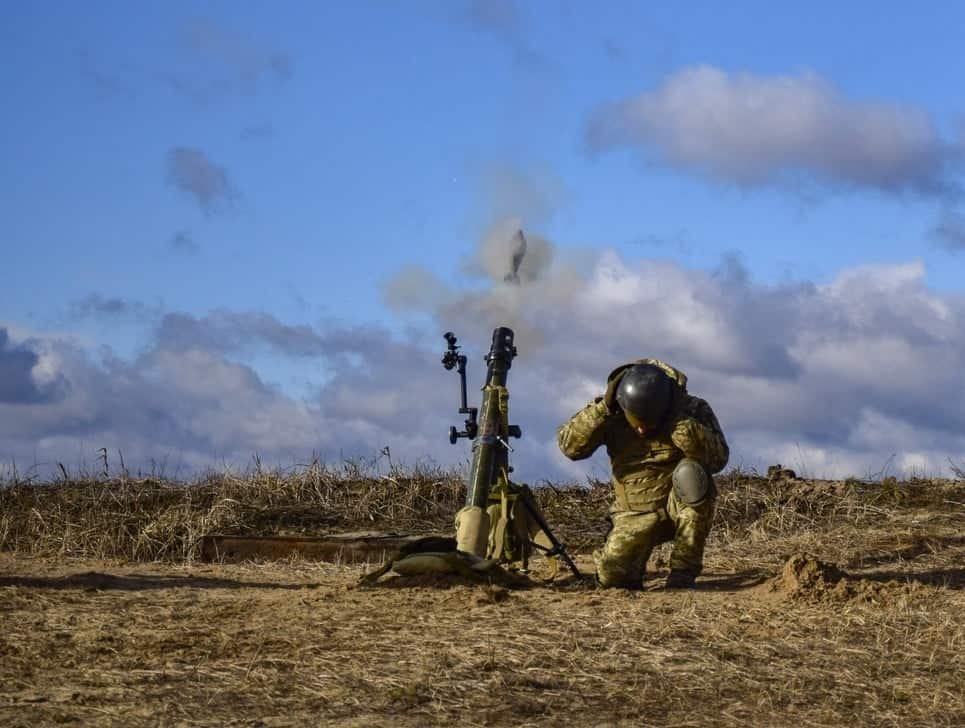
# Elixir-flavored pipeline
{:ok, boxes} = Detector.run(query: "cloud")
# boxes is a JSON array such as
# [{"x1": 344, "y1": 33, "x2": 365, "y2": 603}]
[
  {"x1": 0, "y1": 328, "x2": 69, "y2": 405},
  {"x1": 162, "y1": 19, "x2": 292, "y2": 105},
  {"x1": 166, "y1": 147, "x2": 237, "y2": 215},
  {"x1": 155, "y1": 310, "x2": 329, "y2": 358},
  {"x1": 0, "y1": 318, "x2": 450, "y2": 478},
  {"x1": 384, "y1": 242, "x2": 965, "y2": 480},
  {"x1": 587, "y1": 66, "x2": 957, "y2": 197},
  {"x1": 931, "y1": 209, "x2": 965, "y2": 251},
  {"x1": 6, "y1": 246, "x2": 965, "y2": 481},
  {"x1": 183, "y1": 19, "x2": 292, "y2": 85},
  {"x1": 463, "y1": 0, "x2": 549, "y2": 69},
  {"x1": 68, "y1": 295, "x2": 159, "y2": 322}
]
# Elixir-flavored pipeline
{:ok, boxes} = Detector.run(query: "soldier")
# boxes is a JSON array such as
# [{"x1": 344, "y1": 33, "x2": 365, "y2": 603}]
[{"x1": 557, "y1": 360, "x2": 728, "y2": 589}]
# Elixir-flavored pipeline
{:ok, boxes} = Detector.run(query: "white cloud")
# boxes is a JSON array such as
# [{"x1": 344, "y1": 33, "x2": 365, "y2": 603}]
[
  {"x1": 588, "y1": 66, "x2": 956, "y2": 196},
  {"x1": 4, "y1": 243, "x2": 965, "y2": 481}
]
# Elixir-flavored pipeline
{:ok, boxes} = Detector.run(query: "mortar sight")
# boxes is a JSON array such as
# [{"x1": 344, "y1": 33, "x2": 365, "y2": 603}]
[{"x1": 441, "y1": 331, "x2": 477, "y2": 442}]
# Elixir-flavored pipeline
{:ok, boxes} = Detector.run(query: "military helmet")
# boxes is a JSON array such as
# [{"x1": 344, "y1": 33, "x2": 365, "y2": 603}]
[{"x1": 615, "y1": 364, "x2": 674, "y2": 429}]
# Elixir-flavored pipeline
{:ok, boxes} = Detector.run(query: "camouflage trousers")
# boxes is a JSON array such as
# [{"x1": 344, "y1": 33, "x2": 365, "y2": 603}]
[{"x1": 594, "y1": 485, "x2": 716, "y2": 589}]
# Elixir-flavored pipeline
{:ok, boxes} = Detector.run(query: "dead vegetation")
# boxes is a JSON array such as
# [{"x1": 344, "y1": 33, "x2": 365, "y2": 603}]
[
  {"x1": 0, "y1": 460, "x2": 466, "y2": 562},
  {"x1": 1, "y1": 465, "x2": 963, "y2": 726},
  {"x1": 2, "y1": 462, "x2": 962, "y2": 568}
]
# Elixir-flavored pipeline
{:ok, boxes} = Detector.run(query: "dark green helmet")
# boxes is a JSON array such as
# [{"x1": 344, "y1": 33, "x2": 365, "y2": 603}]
[{"x1": 615, "y1": 364, "x2": 673, "y2": 428}]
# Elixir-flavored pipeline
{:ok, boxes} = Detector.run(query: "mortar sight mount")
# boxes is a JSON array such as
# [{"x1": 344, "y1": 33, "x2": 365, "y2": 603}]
[
  {"x1": 442, "y1": 329, "x2": 523, "y2": 445},
  {"x1": 441, "y1": 331, "x2": 478, "y2": 443}
]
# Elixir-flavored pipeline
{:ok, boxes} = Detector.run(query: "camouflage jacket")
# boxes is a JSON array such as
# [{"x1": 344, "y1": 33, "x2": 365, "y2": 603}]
[{"x1": 557, "y1": 359, "x2": 729, "y2": 511}]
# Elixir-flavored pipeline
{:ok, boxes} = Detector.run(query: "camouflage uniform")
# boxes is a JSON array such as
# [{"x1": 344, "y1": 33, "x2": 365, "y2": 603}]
[{"x1": 557, "y1": 359, "x2": 728, "y2": 588}]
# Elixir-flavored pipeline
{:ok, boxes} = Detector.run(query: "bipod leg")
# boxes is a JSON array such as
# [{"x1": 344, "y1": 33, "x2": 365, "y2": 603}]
[{"x1": 518, "y1": 488, "x2": 581, "y2": 578}]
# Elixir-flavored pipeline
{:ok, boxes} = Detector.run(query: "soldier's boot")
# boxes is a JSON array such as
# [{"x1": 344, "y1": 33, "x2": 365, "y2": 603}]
[{"x1": 665, "y1": 568, "x2": 697, "y2": 589}]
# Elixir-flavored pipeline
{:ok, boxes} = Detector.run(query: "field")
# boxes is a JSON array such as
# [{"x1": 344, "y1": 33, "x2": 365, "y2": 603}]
[{"x1": 1, "y1": 465, "x2": 963, "y2": 727}]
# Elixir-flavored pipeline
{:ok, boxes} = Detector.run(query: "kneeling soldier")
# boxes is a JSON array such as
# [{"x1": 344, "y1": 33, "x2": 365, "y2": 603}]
[{"x1": 557, "y1": 360, "x2": 729, "y2": 589}]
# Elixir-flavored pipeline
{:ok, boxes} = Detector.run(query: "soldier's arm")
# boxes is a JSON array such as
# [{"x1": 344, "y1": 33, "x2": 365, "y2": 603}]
[
  {"x1": 557, "y1": 398, "x2": 612, "y2": 461},
  {"x1": 670, "y1": 398, "x2": 729, "y2": 473}
]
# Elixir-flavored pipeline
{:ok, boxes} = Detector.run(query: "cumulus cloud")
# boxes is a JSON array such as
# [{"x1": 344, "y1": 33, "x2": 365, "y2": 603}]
[
  {"x1": 166, "y1": 147, "x2": 237, "y2": 215},
  {"x1": 155, "y1": 310, "x2": 329, "y2": 357},
  {"x1": 0, "y1": 329, "x2": 69, "y2": 405},
  {"x1": 5, "y1": 245, "x2": 965, "y2": 481},
  {"x1": 587, "y1": 66, "x2": 957, "y2": 196},
  {"x1": 385, "y1": 242, "x2": 965, "y2": 480},
  {"x1": 0, "y1": 318, "x2": 453, "y2": 479}
]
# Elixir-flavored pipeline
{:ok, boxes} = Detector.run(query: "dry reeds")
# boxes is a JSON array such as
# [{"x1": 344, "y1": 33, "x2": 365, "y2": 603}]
[
  {"x1": 0, "y1": 459, "x2": 465, "y2": 562},
  {"x1": 3, "y1": 461, "x2": 963, "y2": 567}
]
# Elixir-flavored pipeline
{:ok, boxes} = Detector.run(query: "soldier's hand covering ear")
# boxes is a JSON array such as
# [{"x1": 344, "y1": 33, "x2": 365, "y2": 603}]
[
  {"x1": 670, "y1": 415, "x2": 729, "y2": 473},
  {"x1": 671, "y1": 418, "x2": 701, "y2": 453},
  {"x1": 603, "y1": 370, "x2": 626, "y2": 413}
]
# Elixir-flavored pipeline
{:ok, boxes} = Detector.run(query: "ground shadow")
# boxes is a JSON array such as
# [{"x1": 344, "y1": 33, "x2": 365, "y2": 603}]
[
  {"x1": 0, "y1": 571, "x2": 321, "y2": 592},
  {"x1": 847, "y1": 535, "x2": 965, "y2": 569},
  {"x1": 860, "y1": 567, "x2": 964, "y2": 590},
  {"x1": 364, "y1": 568, "x2": 770, "y2": 592},
  {"x1": 362, "y1": 572, "x2": 536, "y2": 590},
  {"x1": 693, "y1": 570, "x2": 770, "y2": 591}
]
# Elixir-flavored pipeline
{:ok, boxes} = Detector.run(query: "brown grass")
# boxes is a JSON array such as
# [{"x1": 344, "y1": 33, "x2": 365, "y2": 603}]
[
  {"x1": 1, "y1": 465, "x2": 963, "y2": 726},
  {"x1": 0, "y1": 460, "x2": 466, "y2": 562},
  {"x1": 3, "y1": 463, "x2": 962, "y2": 566}
]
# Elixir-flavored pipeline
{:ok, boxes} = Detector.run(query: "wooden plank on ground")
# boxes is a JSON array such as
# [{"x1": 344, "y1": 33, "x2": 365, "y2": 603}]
[{"x1": 199, "y1": 532, "x2": 451, "y2": 563}]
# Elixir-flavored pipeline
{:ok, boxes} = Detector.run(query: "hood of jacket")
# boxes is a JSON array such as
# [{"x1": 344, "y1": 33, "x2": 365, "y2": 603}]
[{"x1": 606, "y1": 358, "x2": 688, "y2": 391}]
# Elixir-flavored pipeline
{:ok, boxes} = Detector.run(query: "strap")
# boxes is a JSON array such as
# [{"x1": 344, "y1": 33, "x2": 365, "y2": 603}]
[{"x1": 612, "y1": 479, "x2": 631, "y2": 511}]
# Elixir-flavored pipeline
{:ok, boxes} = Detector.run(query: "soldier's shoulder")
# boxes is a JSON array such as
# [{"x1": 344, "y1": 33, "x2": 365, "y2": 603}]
[{"x1": 679, "y1": 392, "x2": 719, "y2": 418}]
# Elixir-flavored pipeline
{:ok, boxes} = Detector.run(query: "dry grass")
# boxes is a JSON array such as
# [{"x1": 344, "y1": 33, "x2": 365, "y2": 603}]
[
  {"x1": 0, "y1": 460, "x2": 465, "y2": 562},
  {"x1": 1, "y1": 465, "x2": 963, "y2": 726},
  {"x1": 4, "y1": 461, "x2": 962, "y2": 565}
]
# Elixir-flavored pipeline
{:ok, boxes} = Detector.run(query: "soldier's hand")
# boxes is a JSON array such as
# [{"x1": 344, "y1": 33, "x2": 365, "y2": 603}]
[
  {"x1": 603, "y1": 370, "x2": 625, "y2": 412},
  {"x1": 671, "y1": 418, "x2": 700, "y2": 454}
]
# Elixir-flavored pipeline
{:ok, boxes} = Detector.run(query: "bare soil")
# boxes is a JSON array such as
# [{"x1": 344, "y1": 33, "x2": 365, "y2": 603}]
[{"x1": 1, "y1": 473, "x2": 963, "y2": 726}]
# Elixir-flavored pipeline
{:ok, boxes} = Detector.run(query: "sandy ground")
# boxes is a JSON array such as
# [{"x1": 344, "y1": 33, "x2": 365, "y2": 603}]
[{"x1": 1, "y1": 544, "x2": 962, "y2": 728}]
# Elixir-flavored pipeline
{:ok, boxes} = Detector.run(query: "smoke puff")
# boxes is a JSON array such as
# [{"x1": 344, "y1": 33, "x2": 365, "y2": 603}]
[
  {"x1": 381, "y1": 266, "x2": 455, "y2": 312},
  {"x1": 471, "y1": 218, "x2": 555, "y2": 284}
]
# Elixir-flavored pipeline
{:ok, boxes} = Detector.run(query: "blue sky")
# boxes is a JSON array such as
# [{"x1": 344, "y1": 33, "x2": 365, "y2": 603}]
[{"x1": 2, "y1": 1, "x2": 965, "y2": 481}]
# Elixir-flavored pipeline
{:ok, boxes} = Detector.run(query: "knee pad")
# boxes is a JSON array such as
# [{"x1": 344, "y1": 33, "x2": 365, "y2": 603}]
[{"x1": 672, "y1": 458, "x2": 710, "y2": 505}]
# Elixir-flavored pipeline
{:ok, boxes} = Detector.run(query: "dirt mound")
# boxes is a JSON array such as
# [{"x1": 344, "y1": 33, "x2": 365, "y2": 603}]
[
  {"x1": 771, "y1": 553, "x2": 922, "y2": 604},
  {"x1": 777, "y1": 553, "x2": 846, "y2": 593}
]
